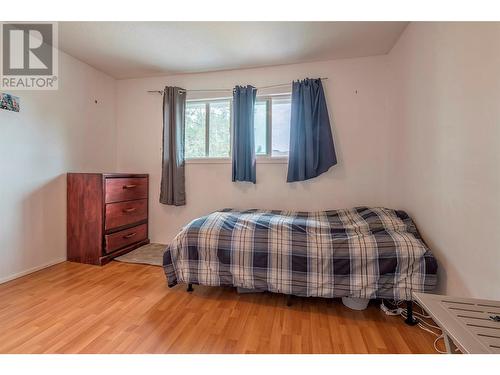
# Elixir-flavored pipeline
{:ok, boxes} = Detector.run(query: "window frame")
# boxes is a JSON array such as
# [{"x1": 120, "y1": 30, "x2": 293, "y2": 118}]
[{"x1": 184, "y1": 94, "x2": 291, "y2": 164}]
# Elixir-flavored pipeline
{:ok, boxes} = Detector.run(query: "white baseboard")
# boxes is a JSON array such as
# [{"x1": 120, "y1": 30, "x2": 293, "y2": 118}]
[{"x1": 0, "y1": 258, "x2": 67, "y2": 285}]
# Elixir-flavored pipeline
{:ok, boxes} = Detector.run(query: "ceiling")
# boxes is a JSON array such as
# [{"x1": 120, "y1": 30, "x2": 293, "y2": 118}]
[{"x1": 58, "y1": 22, "x2": 408, "y2": 79}]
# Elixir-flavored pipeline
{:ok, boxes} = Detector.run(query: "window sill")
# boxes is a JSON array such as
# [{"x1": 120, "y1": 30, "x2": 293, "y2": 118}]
[
  {"x1": 185, "y1": 156, "x2": 288, "y2": 165},
  {"x1": 257, "y1": 156, "x2": 288, "y2": 164},
  {"x1": 185, "y1": 158, "x2": 230, "y2": 164}
]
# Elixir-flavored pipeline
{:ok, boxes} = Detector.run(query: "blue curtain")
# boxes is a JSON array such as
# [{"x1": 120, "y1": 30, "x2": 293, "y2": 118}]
[
  {"x1": 232, "y1": 85, "x2": 257, "y2": 183},
  {"x1": 287, "y1": 78, "x2": 337, "y2": 182}
]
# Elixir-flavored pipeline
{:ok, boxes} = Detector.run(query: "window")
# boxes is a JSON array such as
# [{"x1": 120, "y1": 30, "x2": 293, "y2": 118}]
[
  {"x1": 185, "y1": 99, "x2": 231, "y2": 158},
  {"x1": 254, "y1": 100, "x2": 268, "y2": 155},
  {"x1": 254, "y1": 95, "x2": 291, "y2": 157},
  {"x1": 184, "y1": 95, "x2": 291, "y2": 160}
]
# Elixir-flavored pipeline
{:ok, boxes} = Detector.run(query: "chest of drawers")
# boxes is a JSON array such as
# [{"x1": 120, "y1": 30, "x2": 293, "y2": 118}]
[{"x1": 67, "y1": 173, "x2": 150, "y2": 265}]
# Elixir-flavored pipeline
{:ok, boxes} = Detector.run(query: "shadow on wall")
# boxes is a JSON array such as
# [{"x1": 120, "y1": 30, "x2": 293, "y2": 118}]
[
  {"x1": 419, "y1": 231, "x2": 472, "y2": 298},
  {"x1": 18, "y1": 174, "x2": 67, "y2": 272}
]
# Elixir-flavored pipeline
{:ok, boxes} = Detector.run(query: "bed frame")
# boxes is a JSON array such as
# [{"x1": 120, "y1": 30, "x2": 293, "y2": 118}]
[{"x1": 186, "y1": 283, "x2": 418, "y2": 326}]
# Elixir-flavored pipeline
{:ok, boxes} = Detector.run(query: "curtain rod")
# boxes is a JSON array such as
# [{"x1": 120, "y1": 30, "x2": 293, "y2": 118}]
[{"x1": 146, "y1": 77, "x2": 328, "y2": 94}]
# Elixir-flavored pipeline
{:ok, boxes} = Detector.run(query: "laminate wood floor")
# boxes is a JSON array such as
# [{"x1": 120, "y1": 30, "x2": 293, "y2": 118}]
[{"x1": 0, "y1": 261, "x2": 440, "y2": 354}]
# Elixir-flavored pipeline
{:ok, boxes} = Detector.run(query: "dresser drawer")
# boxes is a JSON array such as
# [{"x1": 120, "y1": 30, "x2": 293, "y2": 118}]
[
  {"x1": 104, "y1": 224, "x2": 147, "y2": 254},
  {"x1": 105, "y1": 199, "x2": 147, "y2": 230},
  {"x1": 105, "y1": 177, "x2": 148, "y2": 203}
]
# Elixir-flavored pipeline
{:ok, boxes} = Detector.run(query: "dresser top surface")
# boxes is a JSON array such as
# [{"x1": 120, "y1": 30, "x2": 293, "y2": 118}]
[{"x1": 68, "y1": 173, "x2": 148, "y2": 178}]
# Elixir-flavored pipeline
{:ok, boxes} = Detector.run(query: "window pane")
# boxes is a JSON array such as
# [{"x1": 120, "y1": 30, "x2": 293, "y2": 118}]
[
  {"x1": 209, "y1": 101, "x2": 231, "y2": 157},
  {"x1": 271, "y1": 97, "x2": 291, "y2": 156},
  {"x1": 254, "y1": 100, "x2": 268, "y2": 155},
  {"x1": 185, "y1": 102, "x2": 206, "y2": 158}
]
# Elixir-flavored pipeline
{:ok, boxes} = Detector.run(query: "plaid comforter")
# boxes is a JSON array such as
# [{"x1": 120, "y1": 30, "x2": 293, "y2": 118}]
[{"x1": 163, "y1": 207, "x2": 437, "y2": 300}]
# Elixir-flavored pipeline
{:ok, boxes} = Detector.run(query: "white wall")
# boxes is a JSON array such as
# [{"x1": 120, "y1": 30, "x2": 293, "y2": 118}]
[
  {"x1": 116, "y1": 57, "x2": 394, "y2": 243},
  {"x1": 388, "y1": 22, "x2": 500, "y2": 299},
  {"x1": 0, "y1": 51, "x2": 117, "y2": 282}
]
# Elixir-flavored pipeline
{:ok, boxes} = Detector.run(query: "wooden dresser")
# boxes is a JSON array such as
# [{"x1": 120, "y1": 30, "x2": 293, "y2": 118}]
[{"x1": 67, "y1": 173, "x2": 150, "y2": 265}]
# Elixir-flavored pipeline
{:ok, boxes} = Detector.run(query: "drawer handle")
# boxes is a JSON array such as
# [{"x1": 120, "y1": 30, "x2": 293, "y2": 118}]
[
  {"x1": 122, "y1": 207, "x2": 137, "y2": 213},
  {"x1": 123, "y1": 184, "x2": 137, "y2": 189},
  {"x1": 123, "y1": 232, "x2": 137, "y2": 239}
]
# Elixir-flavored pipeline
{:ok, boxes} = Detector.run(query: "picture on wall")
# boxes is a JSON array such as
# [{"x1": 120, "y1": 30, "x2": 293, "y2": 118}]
[{"x1": 1, "y1": 93, "x2": 20, "y2": 112}]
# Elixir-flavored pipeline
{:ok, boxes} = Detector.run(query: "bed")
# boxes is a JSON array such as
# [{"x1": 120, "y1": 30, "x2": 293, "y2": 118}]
[{"x1": 163, "y1": 207, "x2": 437, "y2": 303}]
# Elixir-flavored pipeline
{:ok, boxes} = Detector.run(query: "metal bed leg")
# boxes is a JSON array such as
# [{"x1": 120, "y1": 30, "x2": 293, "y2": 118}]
[
  {"x1": 286, "y1": 295, "x2": 293, "y2": 307},
  {"x1": 186, "y1": 283, "x2": 194, "y2": 292},
  {"x1": 405, "y1": 300, "x2": 418, "y2": 326}
]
